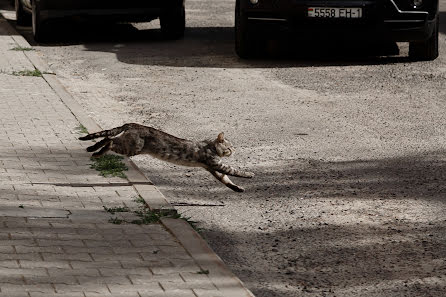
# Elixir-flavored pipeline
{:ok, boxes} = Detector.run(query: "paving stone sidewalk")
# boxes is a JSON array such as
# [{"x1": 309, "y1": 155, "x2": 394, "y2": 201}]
[{"x1": 0, "y1": 17, "x2": 253, "y2": 297}]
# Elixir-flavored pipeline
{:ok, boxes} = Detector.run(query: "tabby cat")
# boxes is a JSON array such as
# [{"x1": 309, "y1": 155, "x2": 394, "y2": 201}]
[{"x1": 79, "y1": 123, "x2": 254, "y2": 192}]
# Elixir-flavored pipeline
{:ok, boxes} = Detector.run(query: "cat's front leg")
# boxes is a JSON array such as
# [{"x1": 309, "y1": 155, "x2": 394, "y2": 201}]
[
  {"x1": 208, "y1": 170, "x2": 245, "y2": 192},
  {"x1": 211, "y1": 162, "x2": 254, "y2": 179}
]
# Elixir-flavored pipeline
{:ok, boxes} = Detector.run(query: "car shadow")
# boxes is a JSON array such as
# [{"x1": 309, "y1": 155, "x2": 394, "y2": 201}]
[{"x1": 10, "y1": 16, "x2": 412, "y2": 69}]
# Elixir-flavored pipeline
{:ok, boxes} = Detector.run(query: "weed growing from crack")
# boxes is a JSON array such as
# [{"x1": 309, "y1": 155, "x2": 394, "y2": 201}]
[
  {"x1": 103, "y1": 206, "x2": 130, "y2": 214},
  {"x1": 109, "y1": 217, "x2": 124, "y2": 224},
  {"x1": 196, "y1": 269, "x2": 209, "y2": 275},
  {"x1": 12, "y1": 69, "x2": 42, "y2": 77},
  {"x1": 10, "y1": 46, "x2": 34, "y2": 51},
  {"x1": 133, "y1": 195, "x2": 146, "y2": 205},
  {"x1": 90, "y1": 155, "x2": 128, "y2": 178},
  {"x1": 169, "y1": 212, "x2": 201, "y2": 232},
  {"x1": 105, "y1": 196, "x2": 200, "y2": 231},
  {"x1": 75, "y1": 124, "x2": 88, "y2": 134}
]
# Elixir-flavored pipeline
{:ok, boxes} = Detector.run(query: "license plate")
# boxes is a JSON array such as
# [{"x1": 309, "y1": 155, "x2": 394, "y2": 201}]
[{"x1": 307, "y1": 7, "x2": 363, "y2": 18}]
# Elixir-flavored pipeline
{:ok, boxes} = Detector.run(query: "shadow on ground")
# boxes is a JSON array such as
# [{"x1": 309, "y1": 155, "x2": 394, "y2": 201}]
[
  {"x1": 5, "y1": 15, "x2": 410, "y2": 68},
  {"x1": 205, "y1": 222, "x2": 446, "y2": 297},
  {"x1": 146, "y1": 151, "x2": 446, "y2": 202},
  {"x1": 50, "y1": 23, "x2": 408, "y2": 68},
  {"x1": 140, "y1": 151, "x2": 446, "y2": 296}
]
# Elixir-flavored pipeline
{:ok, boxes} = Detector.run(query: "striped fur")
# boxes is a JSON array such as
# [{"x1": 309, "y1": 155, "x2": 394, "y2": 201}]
[{"x1": 79, "y1": 123, "x2": 254, "y2": 192}]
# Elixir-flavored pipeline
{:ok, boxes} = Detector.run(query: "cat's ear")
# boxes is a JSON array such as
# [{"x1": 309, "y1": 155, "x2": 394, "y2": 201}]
[{"x1": 217, "y1": 132, "x2": 225, "y2": 143}]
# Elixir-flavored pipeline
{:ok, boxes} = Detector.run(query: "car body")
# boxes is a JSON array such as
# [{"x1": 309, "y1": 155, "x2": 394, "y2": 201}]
[
  {"x1": 15, "y1": 0, "x2": 185, "y2": 41},
  {"x1": 235, "y1": 0, "x2": 439, "y2": 60}
]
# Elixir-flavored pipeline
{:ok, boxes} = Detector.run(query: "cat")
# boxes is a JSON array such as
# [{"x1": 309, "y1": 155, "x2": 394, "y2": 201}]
[{"x1": 79, "y1": 123, "x2": 254, "y2": 192}]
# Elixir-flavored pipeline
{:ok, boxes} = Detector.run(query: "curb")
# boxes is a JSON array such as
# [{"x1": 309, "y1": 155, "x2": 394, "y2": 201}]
[
  {"x1": 162, "y1": 218, "x2": 255, "y2": 297},
  {"x1": 1, "y1": 14, "x2": 255, "y2": 297}
]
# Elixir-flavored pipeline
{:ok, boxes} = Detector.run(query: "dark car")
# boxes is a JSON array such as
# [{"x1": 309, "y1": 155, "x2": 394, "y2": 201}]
[
  {"x1": 15, "y1": 0, "x2": 185, "y2": 41},
  {"x1": 235, "y1": 0, "x2": 439, "y2": 60}
]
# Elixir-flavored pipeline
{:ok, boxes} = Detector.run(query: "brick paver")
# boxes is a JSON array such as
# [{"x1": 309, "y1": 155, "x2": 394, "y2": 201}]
[{"x1": 0, "y1": 18, "x2": 226, "y2": 297}]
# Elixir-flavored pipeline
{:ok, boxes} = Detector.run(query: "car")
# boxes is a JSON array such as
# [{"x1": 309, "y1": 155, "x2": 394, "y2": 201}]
[
  {"x1": 235, "y1": 0, "x2": 439, "y2": 60},
  {"x1": 15, "y1": 0, "x2": 185, "y2": 42}
]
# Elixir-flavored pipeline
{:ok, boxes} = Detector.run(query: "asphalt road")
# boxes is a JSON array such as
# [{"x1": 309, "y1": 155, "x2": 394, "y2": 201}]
[{"x1": 4, "y1": 0, "x2": 446, "y2": 296}]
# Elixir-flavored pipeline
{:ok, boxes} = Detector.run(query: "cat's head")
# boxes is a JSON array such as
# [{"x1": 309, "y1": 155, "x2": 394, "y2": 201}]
[{"x1": 214, "y1": 132, "x2": 234, "y2": 157}]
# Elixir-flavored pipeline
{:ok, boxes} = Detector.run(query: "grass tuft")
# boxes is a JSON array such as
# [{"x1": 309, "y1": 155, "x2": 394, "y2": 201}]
[
  {"x1": 109, "y1": 217, "x2": 124, "y2": 224},
  {"x1": 90, "y1": 155, "x2": 128, "y2": 178},
  {"x1": 133, "y1": 195, "x2": 146, "y2": 205},
  {"x1": 10, "y1": 46, "x2": 34, "y2": 51},
  {"x1": 76, "y1": 124, "x2": 88, "y2": 134},
  {"x1": 197, "y1": 269, "x2": 209, "y2": 275},
  {"x1": 103, "y1": 206, "x2": 130, "y2": 214},
  {"x1": 106, "y1": 196, "x2": 200, "y2": 230},
  {"x1": 12, "y1": 69, "x2": 42, "y2": 77}
]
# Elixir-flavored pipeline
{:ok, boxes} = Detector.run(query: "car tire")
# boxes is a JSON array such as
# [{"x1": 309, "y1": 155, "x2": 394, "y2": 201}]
[
  {"x1": 32, "y1": 0, "x2": 49, "y2": 42},
  {"x1": 15, "y1": 0, "x2": 31, "y2": 26},
  {"x1": 160, "y1": 4, "x2": 185, "y2": 40},
  {"x1": 235, "y1": 0, "x2": 251, "y2": 58},
  {"x1": 409, "y1": 17, "x2": 439, "y2": 61}
]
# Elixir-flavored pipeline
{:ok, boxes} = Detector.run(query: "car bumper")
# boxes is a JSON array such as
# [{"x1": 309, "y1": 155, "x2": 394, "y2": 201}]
[
  {"x1": 242, "y1": 0, "x2": 438, "y2": 41},
  {"x1": 37, "y1": 0, "x2": 183, "y2": 22},
  {"x1": 40, "y1": 8, "x2": 162, "y2": 22}
]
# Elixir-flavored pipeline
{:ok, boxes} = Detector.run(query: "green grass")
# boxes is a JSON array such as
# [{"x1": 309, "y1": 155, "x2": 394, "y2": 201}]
[
  {"x1": 12, "y1": 69, "x2": 42, "y2": 77},
  {"x1": 132, "y1": 208, "x2": 200, "y2": 230},
  {"x1": 90, "y1": 155, "x2": 128, "y2": 178},
  {"x1": 197, "y1": 269, "x2": 209, "y2": 275},
  {"x1": 133, "y1": 195, "x2": 146, "y2": 205},
  {"x1": 76, "y1": 124, "x2": 88, "y2": 134},
  {"x1": 10, "y1": 46, "x2": 34, "y2": 51},
  {"x1": 169, "y1": 212, "x2": 200, "y2": 232},
  {"x1": 106, "y1": 196, "x2": 200, "y2": 230},
  {"x1": 103, "y1": 206, "x2": 130, "y2": 214},
  {"x1": 109, "y1": 217, "x2": 124, "y2": 224}
]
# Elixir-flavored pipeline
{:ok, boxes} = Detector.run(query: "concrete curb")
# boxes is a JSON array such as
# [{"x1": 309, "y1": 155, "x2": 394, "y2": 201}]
[
  {"x1": 161, "y1": 218, "x2": 256, "y2": 297},
  {"x1": 1, "y1": 14, "x2": 255, "y2": 297}
]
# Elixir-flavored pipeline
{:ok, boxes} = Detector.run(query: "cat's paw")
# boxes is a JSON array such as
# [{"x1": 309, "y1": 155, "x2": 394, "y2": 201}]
[
  {"x1": 229, "y1": 184, "x2": 245, "y2": 192},
  {"x1": 243, "y1": 172, "x2": 255, "y2": 178}
]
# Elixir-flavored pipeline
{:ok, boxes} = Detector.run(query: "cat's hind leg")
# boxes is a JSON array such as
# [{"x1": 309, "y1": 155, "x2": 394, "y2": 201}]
[
  {"x1": 92, "y1": 140, "x2": 112, "y2": 158},
  {"x1": 208, "y1": 170, "x2": 245, "y2": 192},
  {"x1": 86, "y1": 138, "x2": 111, "y2": 152}
]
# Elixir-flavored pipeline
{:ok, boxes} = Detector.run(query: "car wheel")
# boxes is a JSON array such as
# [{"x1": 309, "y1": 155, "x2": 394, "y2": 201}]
[
  {"x1": 160, "y1": 4, "x2": 185, "y2": 40},
  {"x1": 409, "y1": 17, "x2": 439, "y2": 61},
  {"x1": 235, "y1": 0, "x2": 251, "y2": 59},
  {"x1": 32, "y1": 0, "x2": 49, "y2": 42},
  {"x1": 15, "y1": 0, "x2": 31, "y2": 26}
]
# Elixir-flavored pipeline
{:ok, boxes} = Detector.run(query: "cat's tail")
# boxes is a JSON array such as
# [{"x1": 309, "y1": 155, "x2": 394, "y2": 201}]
[{"x1": 79, "y1": 123, "x2": 134, "y2": 140}]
